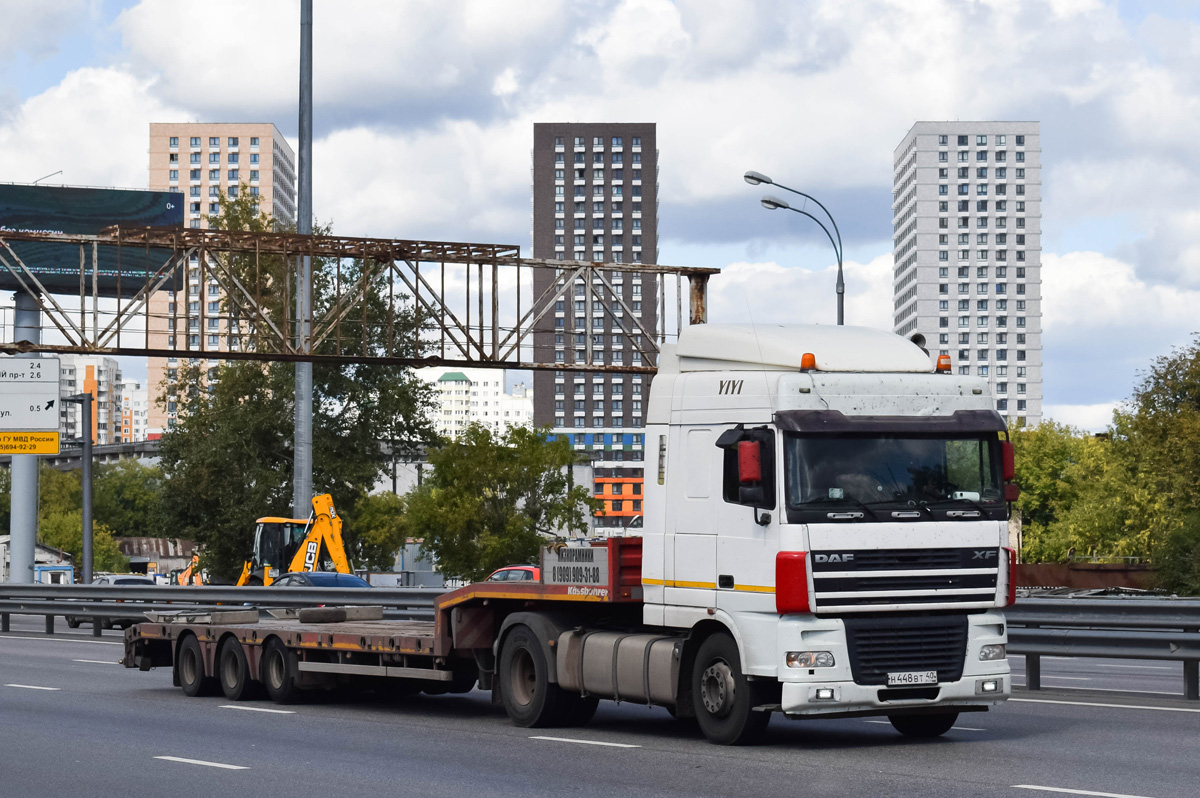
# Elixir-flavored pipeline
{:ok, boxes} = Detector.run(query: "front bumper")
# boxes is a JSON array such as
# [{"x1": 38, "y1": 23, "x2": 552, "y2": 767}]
[{"x1": 779, "y1": 671, "x2": 1009, "y2": 717}]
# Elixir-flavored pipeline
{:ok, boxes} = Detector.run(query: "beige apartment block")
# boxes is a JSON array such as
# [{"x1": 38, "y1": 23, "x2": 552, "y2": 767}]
[{"x1": 145, "y1": 123, "x2": 297, "y2": 437}]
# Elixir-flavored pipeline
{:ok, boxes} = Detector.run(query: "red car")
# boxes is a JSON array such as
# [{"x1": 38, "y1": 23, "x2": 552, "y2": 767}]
[{"x1": 485, "y1": 565, "x2": 540, "y2": 582}]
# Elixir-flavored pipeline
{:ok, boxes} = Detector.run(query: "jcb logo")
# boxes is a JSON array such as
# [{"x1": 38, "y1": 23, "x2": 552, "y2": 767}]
[
  {"x1": 719, "y1": 379, "x2": 744, "y2": 395},
  {"x1": 972, "y1": 550, "x2": 998, "y2": 560},
  {"x1": 814, "y1": 553, "x2": 855, "y2": 564},
  {"x1": 304, "y1": 540, "x2": 319, "y2": 570}
]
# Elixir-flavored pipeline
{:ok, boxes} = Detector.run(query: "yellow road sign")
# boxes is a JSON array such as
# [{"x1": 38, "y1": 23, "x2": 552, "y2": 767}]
[{"x1": 0, "y1": 431, "x2": 61, "y2": 455}]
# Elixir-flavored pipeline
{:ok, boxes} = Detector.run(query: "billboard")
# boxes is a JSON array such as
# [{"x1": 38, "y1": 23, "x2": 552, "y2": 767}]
[{"x1": 0, "y1": 183, "x2": 185, "y2": 298}]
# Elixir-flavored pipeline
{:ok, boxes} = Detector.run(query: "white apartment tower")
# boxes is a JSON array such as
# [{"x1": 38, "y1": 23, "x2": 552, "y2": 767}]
[
  {"x1": 416, "y1": 368, "x2": 533, "y2": 440},
  {"x1": 892, "y1": 122, "x2": 1042, "y2": 426},
  {"x1": 146, "y1": 123, "x2": 297, "y2": 437}
]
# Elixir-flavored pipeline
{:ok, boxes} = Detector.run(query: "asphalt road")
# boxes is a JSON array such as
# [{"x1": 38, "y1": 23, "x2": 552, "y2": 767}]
[{"x1": 2, "y1": 615, "x2": 1198, "y2": 798}]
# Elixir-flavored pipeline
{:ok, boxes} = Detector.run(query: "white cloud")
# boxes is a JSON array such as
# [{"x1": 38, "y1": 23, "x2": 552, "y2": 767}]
[
  {"x1": 0, "y1": 0, "x2": 91, "y2": 61},
  {"x1": 1042, "y1": 402, "x2": 1117, "y2": 433},
  {"x1": 0, "y1": 67, "x2": 184, "y2": 188}
]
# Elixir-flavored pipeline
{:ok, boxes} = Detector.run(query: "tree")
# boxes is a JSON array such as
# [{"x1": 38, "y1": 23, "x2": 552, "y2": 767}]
[
  {"x1": 94, "y1": 460, "x2": 163, "y2": 538},
  {"x1": 156, "y1": 190, "x2": 436, "y2": 580},
  {"x1": 407, "y1": 424, "x2": 601, "y2": 582},
  {"x1": 40, "y1": 510, "x2": 127, "y2": 573},
  {"x1": 346, "y1": 491, "x2": 410, "y2": 571}
]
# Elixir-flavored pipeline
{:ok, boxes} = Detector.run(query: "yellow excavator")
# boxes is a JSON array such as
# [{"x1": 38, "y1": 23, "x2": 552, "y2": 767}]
[{"x1": 236, "y1": 493, "x2": 352, "y2": 586}]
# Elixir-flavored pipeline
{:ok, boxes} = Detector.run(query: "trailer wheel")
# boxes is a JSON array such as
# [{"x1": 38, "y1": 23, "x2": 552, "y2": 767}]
[
  {"x1": 65, "y1": 616, "x2": 80, "y2": 629},
  {"x1": 499, "y1": 624, "x2": 571, "y2": 728},
  {"x1": 691, "y1": 633, "x2": 769, "y2": 745},
  {"x1": 261, "y1": 638, "x2": 301, "y2": 704},
  {"x1": 218, "y1": 638, "x2": 256, "y2": 701},
  {"x1": 178, "y1": 635, "x2": 218, "y2": 697},
  {"x1": 888, "y1": 712, "x2": 958, "y2": 738}
]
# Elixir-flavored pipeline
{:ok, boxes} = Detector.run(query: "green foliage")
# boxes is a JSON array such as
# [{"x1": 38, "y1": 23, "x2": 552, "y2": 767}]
[
  {"x1": 1152, "y1": 513, "x2": 1200, "y2": 595},
  {"x1": 40, "y1": 510, "x2": 127, "y2": 573},
  {"x1": 156, "y1": 191, "x2": 436, "y2": 580},
  {"x1": 0, "y1": 467, "x2": 10, "y2": 531},
  {"x1": 345, "y1": 491, "x2": 409, "y2": 571},
  {"x1": 94, "y1": 460, "x2": 163, "y2": 538},
  {"x1": 407, "y1": 424, "x2": 601, "y2": 583}
]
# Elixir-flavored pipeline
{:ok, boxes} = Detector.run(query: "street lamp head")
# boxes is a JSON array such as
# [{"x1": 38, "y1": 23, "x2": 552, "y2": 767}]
[
  {"x1": 760, "y1": 195, "x2": 790, "y2": 211},
  {"x1": 744, "y1": 170, "x2": 773, "y2": 186}
]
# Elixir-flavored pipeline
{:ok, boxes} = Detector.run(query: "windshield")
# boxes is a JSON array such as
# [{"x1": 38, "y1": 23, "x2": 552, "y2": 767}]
[
  {"x1": 255, "y1": 522, "x2": 309, "y2": 566},
  {"x1": 784, "y1": 433, "x2": 1005, "y2": 522}
]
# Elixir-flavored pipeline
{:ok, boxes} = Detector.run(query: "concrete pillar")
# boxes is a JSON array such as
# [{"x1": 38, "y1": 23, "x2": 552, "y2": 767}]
[{"x1": 8, "y1": 291, "x2": 41, "y2": 584}]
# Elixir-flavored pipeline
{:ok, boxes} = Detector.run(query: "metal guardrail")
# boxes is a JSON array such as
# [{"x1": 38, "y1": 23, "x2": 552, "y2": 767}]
[
  {"x1": 1006, "y1": 597, "x2": 1200, "y2": 700},
  {"x1": 0, "y1": 584, "x2": 440, "y2": 638}
]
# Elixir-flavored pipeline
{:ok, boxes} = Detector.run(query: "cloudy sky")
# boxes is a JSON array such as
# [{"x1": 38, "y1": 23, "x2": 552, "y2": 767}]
[{"x1": 2, "y1": 0, "x2": 1199, "y2": 430}]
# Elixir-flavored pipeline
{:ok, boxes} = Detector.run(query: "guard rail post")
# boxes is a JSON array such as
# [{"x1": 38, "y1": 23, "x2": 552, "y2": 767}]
[
  {"x1": 1026, "y1": 622, "x2": 1041, "y2": 690},
  {"x1": 92, "y1": 618, "x2": 102, "y2": 638},
  {"x1": 1186, "y1": 626, "x2": 1199, "y2": 702},
  {"x1": 1, "y1": 612, "x2": 8, "y2": 632},
  {"x1": 45, "y1": 615, "x2": 54, "y2": 634}
]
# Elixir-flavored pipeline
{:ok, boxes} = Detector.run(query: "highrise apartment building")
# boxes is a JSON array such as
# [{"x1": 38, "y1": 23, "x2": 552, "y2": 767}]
[
  {"x1": 892, "y1": 122, "x2": 1042, "y2": 426},
  {"x1": 530, "y1": 123, "x2": 659, "y2": 530},
  {"x1": 146, "y1": 123, "x2": 297, "y2": 437},
  {"x1": 118, "y1": 380, "x2": 149, "y2": 442},
  {"x1": 57, "y1": 355, "x2": 123, "y2": 444},
  {"x1": 415, "y1": 368, "x2": 533, "y2": 440}
]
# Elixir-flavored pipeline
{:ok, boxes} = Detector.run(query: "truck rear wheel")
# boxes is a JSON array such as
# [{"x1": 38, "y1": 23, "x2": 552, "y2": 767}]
[
  {"x1": 218, "y1": 638, "x2": 256, "y2": 701},
  {"x1": 691, "y1": 633, "x2": 770, "y2": 745},
  {"x1": 499, "y1": 624, "x2": 572, "y2": 728},
  {"x1": 261, "y1": 638, "x2": 301, "y2": 704},
  {"x1": 888, "y1": 712, "x2": 958, "y2": 738},
  {"x1": 178, "y1": 635, "x2": 218, "y2": 697}
]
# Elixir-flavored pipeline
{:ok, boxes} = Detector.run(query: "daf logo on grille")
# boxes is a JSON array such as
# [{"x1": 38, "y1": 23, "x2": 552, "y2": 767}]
[
  {"x1": 972, "y1": 550, "x2": 998, "y2": 560},
  {"x1": 814, "y1": 553, "x2": 855, "y2": 564}
]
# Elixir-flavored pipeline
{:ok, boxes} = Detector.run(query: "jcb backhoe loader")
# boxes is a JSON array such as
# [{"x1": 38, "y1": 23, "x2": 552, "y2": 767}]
[{"x1": 236, "y1": 493, "x2": 351, "y2": 586}]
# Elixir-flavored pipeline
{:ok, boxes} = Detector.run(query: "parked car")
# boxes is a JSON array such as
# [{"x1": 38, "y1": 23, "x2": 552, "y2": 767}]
[
  {"x1": 270, "y1": 572, "x2": 371, "y2": 588},
  {"x1": 65, "y1": 574, "x2": 158, "y2": 629},
  {"x1": 485, "y1": 565, "x2": 540, "y2": 582}
]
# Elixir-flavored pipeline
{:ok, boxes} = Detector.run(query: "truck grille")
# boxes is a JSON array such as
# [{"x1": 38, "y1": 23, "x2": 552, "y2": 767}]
[
  {"x1": 843, "y1": 615, "x2": 968, "y2": 686},
  {"x1": 810, "y1": 547, "x2": 1000, "y2": 612}
]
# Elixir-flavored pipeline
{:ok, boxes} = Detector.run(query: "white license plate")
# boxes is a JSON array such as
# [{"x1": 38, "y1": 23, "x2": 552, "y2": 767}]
[{"x1": 887, "y1": 670, "x2": 937, "y2": 686}]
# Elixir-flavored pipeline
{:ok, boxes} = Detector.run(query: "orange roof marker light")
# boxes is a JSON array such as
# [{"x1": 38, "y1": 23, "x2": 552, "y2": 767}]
[
  {"x1": 936, "y1": 354, "x2": 952, "y2": 373},
  {"x1": 800, "y1": 352, "x2": 818, "y2": 371}
]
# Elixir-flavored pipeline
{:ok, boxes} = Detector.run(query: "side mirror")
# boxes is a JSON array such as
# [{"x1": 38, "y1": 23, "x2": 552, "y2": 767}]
[
  {"x1": 1001, "y1": 440, "x2": 1015, "y2": 482},
  {"x1": 737, "y1": 440, "x2": 762, "y2": 484},
  {"x1": 1005, "y1": 483, "x2": 1020, "y2": 502}
]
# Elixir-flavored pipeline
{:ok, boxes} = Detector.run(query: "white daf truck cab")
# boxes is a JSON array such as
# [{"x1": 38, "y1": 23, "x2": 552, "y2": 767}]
[{"x1": 639, "y1": 323, "x2": 1014, "y2": 742}]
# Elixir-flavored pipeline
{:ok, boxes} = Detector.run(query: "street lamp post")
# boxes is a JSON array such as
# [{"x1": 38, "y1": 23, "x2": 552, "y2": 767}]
[
  {"x1": 745, "y1": 171, "x2": 845, "y2": 325},
  {"x1": 61, "y1": 392, "x2": 94, "y2": 583}
]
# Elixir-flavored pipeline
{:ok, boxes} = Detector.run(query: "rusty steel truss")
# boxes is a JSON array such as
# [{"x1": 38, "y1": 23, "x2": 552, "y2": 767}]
[{"x1": 0, "y1": 226, "x2": 717, "y2": 373}]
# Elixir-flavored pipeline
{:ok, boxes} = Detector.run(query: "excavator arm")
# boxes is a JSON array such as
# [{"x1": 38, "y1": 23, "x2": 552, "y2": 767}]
[{"x1": 286, "y1": 493, "x2": 352, "y2": 575}]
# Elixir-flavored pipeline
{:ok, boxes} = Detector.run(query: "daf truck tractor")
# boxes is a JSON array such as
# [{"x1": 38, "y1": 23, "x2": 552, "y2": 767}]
[{"x1": 125, "y1": 323, "x2": 1015, "y2": 746}]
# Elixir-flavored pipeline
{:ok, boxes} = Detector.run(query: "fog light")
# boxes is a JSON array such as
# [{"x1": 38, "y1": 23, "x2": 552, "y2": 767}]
[
  {"x1": 787, "y1": 651, "x2": 836, "y2": 668},
  {"x1": 979, "y1": 644, "x2": 1006, "y2": 661},
  {"x1": 814, "y1": 688, "x2": 836, "y2": 701},
  {"x1": 977, "y1": 679, "x2": 1001, "y2": 694}
]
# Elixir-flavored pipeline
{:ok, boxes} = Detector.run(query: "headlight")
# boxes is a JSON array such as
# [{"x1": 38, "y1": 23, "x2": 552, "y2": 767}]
[
  {"x1": 979, "y1": 644, "x2": 1006, "y2": 661},
  {"x1": 786, "y1": 651, "x2": 835, "y2": 668}
]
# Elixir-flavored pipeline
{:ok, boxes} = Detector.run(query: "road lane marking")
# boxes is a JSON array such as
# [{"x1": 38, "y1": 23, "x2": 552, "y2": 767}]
[
  {"x1": 5, "y1": 684, "x2": 60, "y2": 691},
  {"x1": 219, "y1": 705, "x2": 295, "y2": 714},
  {"x1": 529, "y1": 736, "x2": 640, "y2": 748},
  {"x1": 154, "y1": 756, "x2": 248, "y2": 770},
  {"x1": 1012, "y1": 785, "x2": 1157, "y2": 798},
  {"x1": 73, "y1": 659, "x2": 117, "y2": 665},
  {"x1": 1012, "y1": 683, "x2": 1182, "y2": 696},
  {"x1": 1011, "y1": 697, "x2": 1200, "y2": 713},
  {"x1": 0, "y1": 635, "x2": 121, "y2": 646}
]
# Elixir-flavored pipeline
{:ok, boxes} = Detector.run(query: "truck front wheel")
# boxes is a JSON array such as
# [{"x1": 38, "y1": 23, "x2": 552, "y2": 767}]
[
  {"x1": 691, "y1": 633, "x2": 770, "y2": 745},
  {"x1": 888, "y1": 712, "x2": 958, "y2": 738},
  {"x1": 499, "y1": 624, "x2": 572, "y2": 728}
]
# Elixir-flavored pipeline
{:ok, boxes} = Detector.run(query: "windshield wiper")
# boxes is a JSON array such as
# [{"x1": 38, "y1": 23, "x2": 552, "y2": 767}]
[
  {"x1": 924, "y1": 495, "x2": 993, "y2": 517},
  {"x1": 800, "y1": 496, "x2": 882, "y2": 521}
]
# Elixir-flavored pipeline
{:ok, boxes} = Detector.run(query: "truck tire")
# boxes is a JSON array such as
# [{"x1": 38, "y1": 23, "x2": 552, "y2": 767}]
[
  {"x1": 65, "y1": 616, "x2": 80, "y2": 629},
  {"x1": 888, "y1": 712, "x2": 958, "y2": 738},
  {"x1": 178, "y1": 635, "x2": 218, "y2": 697},
  {"x1": 261, "y1": 638, "x2": 301, "y2": 704},
  {"x1": 499, "y1": 624, "x2": 571, "y2": 728},
  {"x1": 218, "y1": 638, "x2": 256, "y2": 701},
  {"x1": 691, "y1": 633, "x2": 770, "y2": 745}
]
